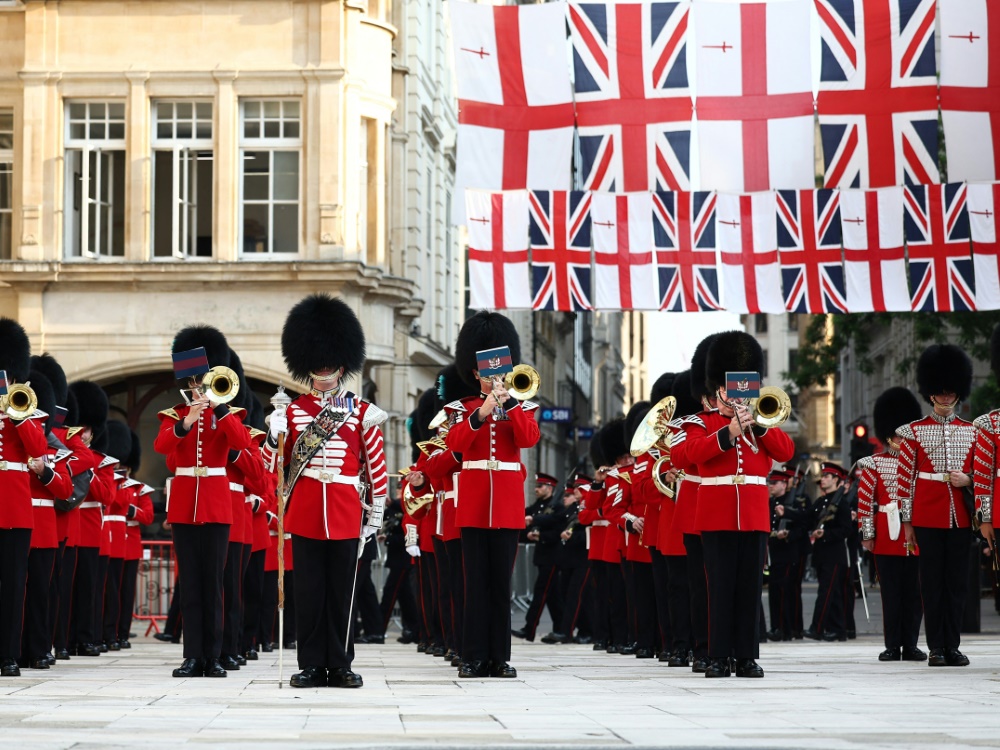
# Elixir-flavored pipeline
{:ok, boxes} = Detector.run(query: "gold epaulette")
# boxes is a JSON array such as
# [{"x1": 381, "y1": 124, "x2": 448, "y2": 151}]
[
  {"x1": 619, "y1": 471, "x2": 632, "y2": 484},
  {"x1": 417, "y1": 438, "x2": 448, "y2": 457},
  {"x1": 66, "y1": 426, "x2": 84, "y2": 439},
  {"x1": 248, "y1": 427, "x2": 266, "y2": 440},
  {"x1": 397, "y1": 467, "x2": 412, "y2": 477},
  {"x1": 158, "y1": 408, "x2": 181, "y2": 421}
]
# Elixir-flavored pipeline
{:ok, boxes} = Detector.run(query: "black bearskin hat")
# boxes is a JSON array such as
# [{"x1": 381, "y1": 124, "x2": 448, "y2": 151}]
[
  {"x1": 873, "y1": 387, "x2": 922, "y2": 444},
  {"x1": 672, "y1": 370, "x2": 702, "y2": 418},
  {"x1": 30, "y1": 354, "x2": 68, "y2": 408},
  {"x1": 406, "y1": 408, "x2": 420, "y2": 462},
  {"x1": 105, "y1": 420, "x2": 132, "y2": 464},
  {"x1": 172, "y1": 325, "x2": 231, "y2": 376},
  {"x1": 589, "y1": 427, "x2": 606, "y2": 472},
  {"x1": 90, "y1": 425, "x2": 109, "y2": 454},
  {"x1": 690, "y1": 333, "x2": 720, "y2": 402},
  {"x1": 416, "y1": 388, "x2": 438, "y2": 438},
  {"x1": 0, "y1": 317, "x2": 32, "y2": 383},
  {"x1": 227, "y1": 350, "x2": 248, "y2": 410},
  {"x1": 991, "y1": 323, "x2": 1000, "y2": 380},
  {"x1": 69, "y1": 381, "x2": 109, "y2": 432},
  {"x1": 65, "y1": 389, "x2": 79, "y2": 429},
  {"x1": 27, "y1": 370, "x2": 55, "y2": 434},
  {"x1": 247, "y1": 394, "x2": 266, "y2": 433},
  {"x1": 281, "y1": 294, "x2": 366, "y2": 383},
  {"x1": 649, "y1": 372, "x2": 676, "y2": 405},
  {"x1": 625, "y1": 401, "x2": 651, "y2": 453},
  {"x1": 706, "y1": 331, "x2": 765, "y2": 396},
  {"x1": 600, "y1": 418, "x2": 629, "y2": 465},
  {"x1": 127, "y1": 429, "x2": 142, "y2": 474},
  {"x1": 454, "y1": 311, "x2": 522, "y2": 387},
  {"x1": 915, "y1": 344, "x2": 973, "y2": 404},
  {"x1": 437, "y1": 363, "x2": 480, "y2": 406}
]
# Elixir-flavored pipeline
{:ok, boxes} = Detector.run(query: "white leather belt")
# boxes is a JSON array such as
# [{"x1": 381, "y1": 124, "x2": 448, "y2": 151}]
[
  {"x1": 32, "y1": 499, "x2": 55, "y2": 507},
  {"x1": 592, "y1": 519, "x2": 610, "y2": 527},
  {"x1": 80, "y1": 501, "x2": 102, "y2": 509},
  {"x1": 245, "y1": 496, "x2": 255, "y2": 503},
  {"x1": 104, "y1": 515, "x2": 126, "y2": 523},
  {"x1": 176, "y1": 466, "x2": 227, "y2": 477},
  {"x1": 878, "y1": 506, "x2": 895, "y2": 514},
  {"x1": 701, "y1": 475, "x2": 767, "y2": 486},
  {"x1": 269, "y1": 531, "x2": 291, "y2": 539},
  {"x1": 0, "y1": 461, "x2": 28, "y2": 472},
  {"x1": 918, "y1": 471, "x2": 951, "y2": 482},
  {"x1": 463, "y1": 459, "x2": 520, "y2": 471},
  {"x1": 127, "y1": 521, "x2": 139, "y2": 527},
  {"x1": 683, "y1": 474, "x2": 702, "y2": 484},
  {"x1": 229, "y1": 482, "x2": 244, "y2": 492},
  {"x1": 444, "y1": 490, "x2": 456, "y2": 500},
  {"x1": 301, "y1": 468, "x2": 359, "y2": 485}
]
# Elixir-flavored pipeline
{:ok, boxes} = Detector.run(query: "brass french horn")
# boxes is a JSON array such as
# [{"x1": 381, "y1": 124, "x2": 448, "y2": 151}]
[{"x1": 0, "y1": 382, "x2": 38, "y2": 420}]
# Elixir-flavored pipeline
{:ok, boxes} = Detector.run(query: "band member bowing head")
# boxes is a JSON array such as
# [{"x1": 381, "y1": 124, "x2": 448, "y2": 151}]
[
  {"x1": 685, "y1": 331, "x2": 794, "y2": 679},
  {"x1": 448, "y1": 311, "x2": 540, "y2": 679},
  {"x1": 155, "y1": 325, "x2": 251, "y2": 679},
  {"x1": 265, "y1": 293, "x2": 388, "y2": 689},
  {"x1": 897, "y1": 344, "x2": 976, "y2": 668}
]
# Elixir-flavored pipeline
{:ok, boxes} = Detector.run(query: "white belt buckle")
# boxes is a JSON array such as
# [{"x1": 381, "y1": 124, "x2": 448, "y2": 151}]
[
  {"x1": 193, "y1": 466, "x2": 208, "y2": 478},
  {"x1": 732, "y1": 475, "x2": 745, "y2": 486},
  {"x1": 940, "y1": 472, "x2": 950, "y2": 482},
  {"x1": 487, "y1": 459, "x2": 499, "y2": 471},
  {"x1": 319, "y1": 471, "x2": 334, "y2": 483}
]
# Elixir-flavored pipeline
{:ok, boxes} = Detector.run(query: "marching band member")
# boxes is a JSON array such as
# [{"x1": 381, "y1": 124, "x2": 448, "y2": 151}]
[
  {"x1": 577, "y1": 432, "x2": 611, "y2": 651},
  {"x1": 599, "y1": 421, "x2": 633, "y2": 654},
  {"x1": 897, "y1": 344, "x2": 976, "y2": 667},
  {"x1": 541, "y1": 475, "x2": 593, "y2": 644},
  {"x1": 858, "y1": 387, "x2": 926, "y2": 662},
  {"x1": 804, "y1": 462, "x2": 852, "y2": 641},
  {"x1": 101, "y1": 422, "x2": 134, "y2": 650},
  {"x1": 765, "y1": 468, "x2": 799, "y2": 642},
  {"x1": 119, "y1": 430, "x2": 154, "y2": 650},
  {"x1": 974, "y1": 325, "x2": 1000, "y2": 572},
  {"x1": 514, "y1": 472, "x2": 563, "y2": 644}
]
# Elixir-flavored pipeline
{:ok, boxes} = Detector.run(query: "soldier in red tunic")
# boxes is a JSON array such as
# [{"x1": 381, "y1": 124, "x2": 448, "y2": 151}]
[
  {"x1": 155, "y1": 326, "x2": 251, "y2": 678},
  {"x1": 577, "y1": 430, "x2": 611, "y2": 650},
  {"x1": 858, "y1": 387, "x2": 926, "y2": 662},
  {"x1": 672, "y1": 331, "x2": 794, "y2": 679},
  {"x1": 119, "y1": 429, "x2": 154, "y2": 651},
  {"x1": 446, "y1": 312, "x2": 540, "y2": 679},
  {"x1": 974, "y1": 325, "x2": 1000, "y2": 558},
  {"x1": 263, "y1": 294, "x2": 388, "y2": 689},
  {"x1": 897, "y1": 344, "x2": 976, "y2": 667}
]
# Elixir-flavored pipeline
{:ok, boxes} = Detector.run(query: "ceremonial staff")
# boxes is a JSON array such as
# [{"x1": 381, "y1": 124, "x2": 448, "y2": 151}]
[{"x1": 270, "y1": 385, "x2": 292, "y2": 688}]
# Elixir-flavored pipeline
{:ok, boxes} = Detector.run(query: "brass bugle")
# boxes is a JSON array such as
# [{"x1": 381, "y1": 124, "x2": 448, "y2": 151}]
[
  {"x1": 504, "y1": 364, "x2": 540, "y2": 401},
  {"x1": 1, "y1": 382, "x2": 38, "y2": 420}
]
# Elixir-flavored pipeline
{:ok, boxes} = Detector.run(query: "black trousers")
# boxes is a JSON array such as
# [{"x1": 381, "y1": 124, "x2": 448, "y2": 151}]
[
  {"x1": 118, "y1": 559, "x2": 139, "y2": 641},
  {"x1": 701, "y1": 530, "x2": 767, "y2": 660},
  {"x1": 55, "y1": 544, "x2": 77, "y2": 651},
  {"x1": 354, "y1": 552, "x2": 383, "y2": 638},
  {"x1": 843, "y1": 551, "x2": 858, "y2": 634},
  {"x1": 623, "y1": 557, "x2": 637, "y2": 645},
  {"x1": 914, "y1": 526, "x2": 971, "y2": 651},
  {"x1": 380, "y1": 559, "x2": 420, "y2": 635},
  {"x1": 22, "y1": 546, "x2": 55, "y2": 661},
  {"x1": 649, "y1": 549, "x2": 671, "y2": 652},
  {"x1": 0, "y1": 528, "x2": 31, "y2": 660},
  {"x1": 523, "y1": 564, "x2": 563, "y2": 639},
  {"x1": 48, "y1": 540, "x2": 67, "y2": 651},
  {"x1": 102, "y1": 557, "x2": 124, "y2": 643},
  {"x1": 261, "y1": 570, "x2": 296, "y2": 646},
  {"x1": 163, "y1": 578, "x2": 183, "y2": 639},
  {"x1": 95, "y1": 554, "x2": 109, "y2": 643},
  {"x1": 557, "y1": 566, "x2": 592, "y2": 636},
  {"x1": 173, "y1": 523, "x2": 229, "y2": 660},
  {"x1": 768, "y1": 560, "x2": 798, "y2": 637},
  {"x1": 431, "y1": 538, "x2": 455, "y2": 650},
  {"x1": 417, "y1": 552, "x2": 441, "y2": 647},
  {"x1": 240, "y1": 550, "x2": 266, "y2": 652},
  {"x1": 631, "y1": 560, "x2": 656, "y2": 650},
  {"x1": 292, "y1": 535, "x2": 358, "y2": 670},
  {"x1": 71, "y1": 546, "x2": 100, "y2": 646},
  {"x1": 588, "y1": 561, "x2": 609, "y2": 643},
  {"x1": 811, "y1": 561, "x2": 846, "y2": 636},
  {"x1": 221, "y1": 542, "x2": 246, "y2": 656},
  {"x1": 446, "y1": 539, "x2": 464, "y2": 655},
  {"x1": 461, "y1": 527, "x2": 519, "y2": 664},
  {"x1": 683, "y1": 533, "x2": 709, "y2": 659},
  {"x1": 607, "y1": 560, "x2": 629, "y2": 647},
  {"x1": 665, "y1": 554, "x2": 692, "y2": 654},
  {"x1": 874, "y1": 554, "x2": 922, "y2": 650}
]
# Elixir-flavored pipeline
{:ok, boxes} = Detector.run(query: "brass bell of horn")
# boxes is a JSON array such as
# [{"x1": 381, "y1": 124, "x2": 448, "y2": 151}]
[
  {"x1": 504, "y1": 364, "x2": 540, "y2": 401},
  {"x1": 1, "y1": 383, "x2": 38, "y2": 420},
  {"x1": 202, "y1": 366, "x2": 241, "y2": 405}
]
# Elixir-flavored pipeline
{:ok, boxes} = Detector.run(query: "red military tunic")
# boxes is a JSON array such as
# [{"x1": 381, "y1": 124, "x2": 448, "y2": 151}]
[
  {"x1": 639, "y1": 448, "x2": 687, "y2": 556},
  {"x1": 857, "y1": 452, "x2": 917, "y2": 557},
  {"x1": 577, "y1": 482, "x2": 610, "y2": 561},
  {"x1": 155, "y1": 403, "x2": 251, "y2": 525},
  {"x1": 672, "y1": 410, "x2": 795, "y2": 533},
  {"x1": 413, "y1": 441, "x2": 462, "y2": 542},
  {"x1": 444, "y1": 395, "x2": 540, "y2": 529},
  {"x1": 28, "y1": 447, "x2": 75, "y2": 549},
  {"x1": 972, "y1": 410, "x2": 1000, "y2": 527},
  {"x1": 896, "y1": 413, "x2": 976, "y2": 529},
  {"x1": 261, "y1": 391, "x2": 388, "y2": 541},
  {"x1": 79, "y1": 454, "x2": 117, "y2": 549},
  {"x1": 52, "y1": 427, "x2": 96, "y2": 543},
  {"x1": 0, "y1": 411, "x2": 49, "y2": 529},
  {"x1": 631, "y1": 452, "x2": 660, "y2": 550},
  {"x1": 105, "y1": 470, "x2": 131, "y2": 559},
  {"x1": 124, "y1": 482, "x2": 155, "y2": 561},
  {"x1": 600, "y1": 471, "x2": 627, "y2": 562},
  {"x1": 668, "y1": 417, "x2": 705, "y2": 538}
]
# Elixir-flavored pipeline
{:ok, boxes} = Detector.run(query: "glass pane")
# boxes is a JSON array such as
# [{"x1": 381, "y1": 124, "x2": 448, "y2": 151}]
[
  {"x1": 196, "y1": 102, "x2": 212, "y2": 120},
  {"x1": 244, "y1": 100, "x2": 260, "y2": 118},
  {"x1": 242, "y1": 203, "x2": 269, "y2": 254},
  {"x1": 0, "y1": 164, "x2": 10, "y2": 207},
  {"x1": 264, "y1": 121, "x2": 280, "y2": 139},
  {"x1": 70, "y1": 122, "x2": 85, "y2": 140},
  {"x1": 283, "y1": 122, "x2": 300, "y2": 139},
  {"x1": 90, "y1": 122, "x2": 106, "y2": 140},
  {"x1": 196, "y1": 121, "x2": 212, "y2": 140},
  {"x1": 108, "y1": 102, "x2": 124, "y2": 120},
  {"x1": 242, "y1": 151, "x2": 270, "y2": 200},
  {"x1": 108, "y1": 122, "x2": 125, "y2": 140},
  {"x1": 0, "y1": 133, "x2": 11, "y2": 150},
  {"x1": 283, "y1": 101, "x2": 299, "y2": 119},
  {"x1": 69, "y1": 102, "x2": 86, "y2": 120},
  {"x1": 157, "y1": 121, "x2": 173, "y2": 140},
  {"x1": 157, "y1": 101, "x2": 173, "y2": 120},
  {"x1": 0, "y1": 112, "x2": 12, "y2": 132},
  {"x1": 98, "y1": 153, "x2": 112, "y2": 201},
  {"x1": 176, "y1": 102, "x2": 192, "y2": 119},
  {"x1": 176, "y1": 120, "x2": 192, "y2": 139},
  {"x1": 273, "y1": 151, "x2": 299, "y2": 200},
  {"x1": 244, "y1": 121, "x2": 260, "y2": 139},
  {"x1": 273, "y1": 204, "x2": 298, "y2": 253},
  {"x1": 0, "y1": 212, "x2": 10, "y2": 260},
  {"x1": 91, "y1": 102, "x2": 106, "y2": 119},
  {"x1": 263, "y1": 101, "x2": 280, "y2": 118},
  {"x1": 87, "y1": 202, "x2": 98, "y2": 253},
  {"x1": 152, "y1": 151, "x2": 173, "y2": 257}
]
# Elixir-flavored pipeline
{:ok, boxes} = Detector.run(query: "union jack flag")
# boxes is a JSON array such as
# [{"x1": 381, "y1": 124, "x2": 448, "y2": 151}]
[
  {"x1": 903, "y1": 183, "x2": 976, "y2": 312},
  {"x1": 775, "y1": 189, "x2": 847, "y2": 313},
  {"x1": 569, "y1": 1, "x2": 693, "y2": 193},
  {"x1": 528, "y1": 191, "x2": 594, "y2": 312},
  {"x1": 816, "y1": 0, "x2": 940, "y2": 188},
  {"x1": 651, "y1": 190, "x2": 722, "y2": 312}
]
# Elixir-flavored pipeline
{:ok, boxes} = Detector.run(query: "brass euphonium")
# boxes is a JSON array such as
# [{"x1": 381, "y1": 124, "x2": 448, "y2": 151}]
[
  {"x1": 629, "y1": 395, "x2": 681, "y2": 498},
  {"x1": 1, "y1": 382, "x2": 38, "y2": 420}
]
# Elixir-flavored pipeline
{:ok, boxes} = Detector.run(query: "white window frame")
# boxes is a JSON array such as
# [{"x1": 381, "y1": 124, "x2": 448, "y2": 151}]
[
  {"x1": 64, "y1": 101, "x2": 126, "y2": 259},
  {"x1": 0, "y1": 108, "x2": 12, "y2": 260},
  {"x1": 239, "y1": 99, "x2": 302, "y2": 256},
  {"x1": 151, "y1": 100, "x2": 214, "y2": 259}
]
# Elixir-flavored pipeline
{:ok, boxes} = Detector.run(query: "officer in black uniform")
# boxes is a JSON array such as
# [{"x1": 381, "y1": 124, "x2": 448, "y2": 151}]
[
  {"x1": 541, "y1": 475, "x2": 593, "y2": 644},
  {"x1": 514, "y1": 473, "x2": 566, "y2": 642},
  {"x1": 766, "y1": 469, "x2": 802, "y2": 641},
  {"x1": 805, "y1": 462, "x2": 852, "y2": 641},
  {"x1": 380, "y1": 482, "x2": 420, "y2": 642}
]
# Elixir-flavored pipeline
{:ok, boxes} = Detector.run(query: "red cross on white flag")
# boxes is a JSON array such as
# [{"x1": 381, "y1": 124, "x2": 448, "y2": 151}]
[
  {"x1": 693, "y1": 0, "x2": 815, "y2": 193},
  {"x1": 465, "y1": 190, "x2": 531, "y2": 311},
  {"x1": 717, "y1": 191, "x2": 785, "y2": 314},
  {"x1": 592, "y1": 192, "x2": 658, "y2": 310},
  {"x1": 940, "y1": 0, "x2": 1000, "y2": 182},
  {"x1": 970, "y1": 182, "x2": 1000, "y2": 309},
  {"x1": 840, "y1": 187, "x2": 910, "y2": 312},
  {"x1": 451, "y1": 1, "x2": 575, "y2": 223}
]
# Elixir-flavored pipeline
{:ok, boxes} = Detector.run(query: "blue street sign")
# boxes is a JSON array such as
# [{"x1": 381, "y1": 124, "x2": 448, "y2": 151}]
[
  {"x1": 540, "y1": 407, "x2": 573, "y2": 424},
  {"x1": 572, "y1": 426, "x2": 595, "y2": 440}
]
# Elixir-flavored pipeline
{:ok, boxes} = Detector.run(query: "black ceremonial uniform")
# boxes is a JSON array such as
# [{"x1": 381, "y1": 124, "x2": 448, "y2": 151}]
[
  {"x1": 380, "y1": 497, "x2": 420, "y2": 638},
  {"x1": 519, "y1": 499, "x2": 569, "y2": 641},
  {"x1": 807, "y1": 488, "x2": 853, "y2": 641}
]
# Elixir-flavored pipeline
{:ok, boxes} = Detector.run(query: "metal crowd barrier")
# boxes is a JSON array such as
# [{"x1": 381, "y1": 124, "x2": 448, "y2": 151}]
[{"x1": 134, "y1": 540, "x2": 177, "y2": 635}]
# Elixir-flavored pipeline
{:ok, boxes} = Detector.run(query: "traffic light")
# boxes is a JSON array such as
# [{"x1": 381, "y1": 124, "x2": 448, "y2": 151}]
[{"x1": 850, "y1": 423, "x2": 874, "y2": 465}]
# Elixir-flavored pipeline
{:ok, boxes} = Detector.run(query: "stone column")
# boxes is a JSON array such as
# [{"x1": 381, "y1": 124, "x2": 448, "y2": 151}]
[
  {"x1": 17, "y1": 72, "x2": 47, "y2": 261},
  {"x1": 125, "y1": 72, "x2": 150, "y2": 262},
  {"x1": 213, "y1": 71, "x2": 238, "y2": 262}
]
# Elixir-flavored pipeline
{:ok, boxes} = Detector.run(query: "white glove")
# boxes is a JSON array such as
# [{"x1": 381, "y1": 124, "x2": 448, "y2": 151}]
[
  {"x1": 363, "y1": 525, "x2": 378, "y2": 539},
  {"x1": 268, "y1": 411, "x2": 288, "y2": 439},
  {"x1": 406, "y1": 544, "x2": 421, "y2": 558}
]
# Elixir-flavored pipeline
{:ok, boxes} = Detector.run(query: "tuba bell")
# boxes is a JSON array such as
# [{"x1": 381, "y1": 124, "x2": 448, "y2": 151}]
[
  {"x1": 630, "y1": 395, "x2": 676, "y2": 457},
  {"x1": 1, "y1": 382, "x2": 38, "y2": 420},
  {"x1": 202, "y1": 366, "x2": 240, "y2": 404},
  {"x1": 504, "y1": 364, "x2": 540, "y2": 401},
  {"x1": 749, "y1": 386, "x2": 791, "y2": 430}
]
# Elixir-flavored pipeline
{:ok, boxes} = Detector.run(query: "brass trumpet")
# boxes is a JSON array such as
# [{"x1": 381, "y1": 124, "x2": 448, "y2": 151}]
[
  {"x1": 726, "y1": 385, "x2": 791, "y2": 454},
  {"x1": 504, "y1": 364, "x2": 540, "y2": 401},
  {"x1": 0, "y1": 382, "x2": 38, "y2": 420},
  {"x1": 182, "y1": 366, "x2": 241, "y2": 405}
]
